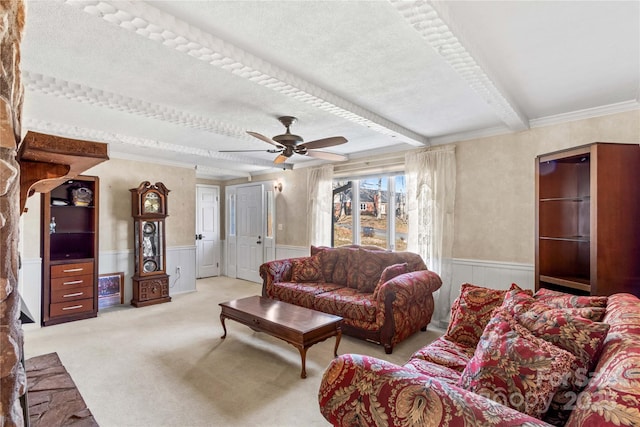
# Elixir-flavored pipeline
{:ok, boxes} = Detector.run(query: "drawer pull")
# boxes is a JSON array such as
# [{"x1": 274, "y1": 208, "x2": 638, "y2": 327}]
[
  {"x1": 63, "y1": 268, "x2": 84, "y2": 273},
  {"x1": 63, "y1": 292, "x2": 84, "y2": 298},
  {"x1": 63, "y1": 280, "x2": 84, "y2": 285},
  {"x1": 62, "y1": 305, "x2": 83, "y2": 311}
]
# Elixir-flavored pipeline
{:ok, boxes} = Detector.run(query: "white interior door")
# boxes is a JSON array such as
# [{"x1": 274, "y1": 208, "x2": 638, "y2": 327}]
[
  {"x1": 236, "y1": 185, "x2": 263, "y2": 282},
  {"x1": 196, "y1": 185, "x2": 220, "y2": 278}
]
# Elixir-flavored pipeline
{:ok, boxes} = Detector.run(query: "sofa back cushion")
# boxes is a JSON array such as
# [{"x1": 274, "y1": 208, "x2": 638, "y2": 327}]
[
  {"x1": 311, "y1": 246, "x2": 427, "y2": 292},
  {"x1": 355, "y1": 248, "x2": 428, "y2": 293},
  {"x1": 565, "y1": 293, "x2": 640, "y2": 427},
  {"x1": 291, "y1": 255, "x2": 325, "y2": 283},
  {"x1": 533, "y1": 288, "x2": 607, "y2": 310}
]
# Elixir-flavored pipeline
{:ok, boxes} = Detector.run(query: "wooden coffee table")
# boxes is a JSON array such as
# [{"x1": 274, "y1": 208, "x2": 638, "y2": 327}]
[{"x1": 219, "y1": 296, "x2": 342, "y2": 378}]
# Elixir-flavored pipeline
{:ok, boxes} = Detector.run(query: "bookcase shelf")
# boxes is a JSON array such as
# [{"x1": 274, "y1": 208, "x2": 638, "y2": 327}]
[{"x1": 535, "y1": 143, "x2": 640, "y2": 297}]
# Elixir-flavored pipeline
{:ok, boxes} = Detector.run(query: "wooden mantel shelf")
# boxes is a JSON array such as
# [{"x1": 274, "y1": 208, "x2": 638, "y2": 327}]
[{"x1": 17, "y1": 131, "x2": 109, "y2": 213}]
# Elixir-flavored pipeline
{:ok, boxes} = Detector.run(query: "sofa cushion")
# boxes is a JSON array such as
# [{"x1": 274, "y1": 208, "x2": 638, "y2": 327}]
[
  {"x1": 459, "y1": 308, "x2": 576, "y2": 419},
  {"x1": 444, "y1": 283, "x2": 529, "y2": 348},
  {"x1": 534, "y1": 288, "x2": 607, "y2": 311},
  {"x1": 269, "y1": 282, "x2": 344, "y2": 309},
  {"x1": 291, "y1": 255, "x2": 324, "y2": 282},
  {"x1": 372, "y1": 263, "x2": 409, "y2": 299},
  {"x1": 311, "y1": 246, "x2": 339, "y2": 283},
  {"x1": 326, "y1": 246, "x2": 359, "y2": 287},
  {"x1": 405, "y1": 359, "x2": 461, "y2": 385},
  {"x1": 313, "y1": 287, "x2": 377, "y2": 323},
  {"x1": 409, "y1": 336, "x2": 475, "y2": 372},
  {"x1": 502, "y1": 288, "x2": 606, "y2": 322}
]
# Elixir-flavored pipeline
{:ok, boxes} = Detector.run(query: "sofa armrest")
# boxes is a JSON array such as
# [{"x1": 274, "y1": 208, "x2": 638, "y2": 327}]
[
  {"x1": 376, "y1": 269, "x2": 442, "y2": 302},
  {"x1": 259, "y1": 258, "x2": 297, "y2": 296},
  {"x1": 319, "y1": 354, "x2": 551, "y2": 427}
]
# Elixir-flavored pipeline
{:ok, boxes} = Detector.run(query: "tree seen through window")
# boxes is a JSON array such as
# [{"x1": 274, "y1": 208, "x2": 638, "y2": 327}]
[{"x1": 332, "y1": 175, "x2": 407, "y2": 250}]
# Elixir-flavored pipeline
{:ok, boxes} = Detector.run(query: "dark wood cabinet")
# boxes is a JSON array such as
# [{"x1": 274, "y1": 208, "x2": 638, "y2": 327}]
[
  {"x1": 535, "y1": 143, "x2": 640, "y2": 297},
  {"x1": 41, "y1": 175, "x2": 99, "y2": 326}
]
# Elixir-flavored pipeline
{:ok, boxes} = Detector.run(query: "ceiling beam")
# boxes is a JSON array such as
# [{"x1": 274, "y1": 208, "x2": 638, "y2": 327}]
[
  {"x1": 390, "y1": 0, "x2": 529, "y2": 132},
  {"x1": 23, "y1": 118, "x2": 292, "y2": 170},
  {"x1": 60, "y1": 0, "x2": 429, "y2": 146}
]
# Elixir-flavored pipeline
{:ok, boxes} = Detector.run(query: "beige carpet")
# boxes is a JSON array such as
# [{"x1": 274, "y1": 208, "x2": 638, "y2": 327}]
[{"x1": 23, "y1": 276, "x2": 443, "y2": 427}]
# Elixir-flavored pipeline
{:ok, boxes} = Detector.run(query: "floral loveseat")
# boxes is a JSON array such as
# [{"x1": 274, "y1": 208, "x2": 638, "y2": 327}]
[
  {"x1": 319, "y1": 285, "x2": 640, "y2": 426},
  {"x1": 259, "y1": 245, "x2": 442, "y2": 354}
]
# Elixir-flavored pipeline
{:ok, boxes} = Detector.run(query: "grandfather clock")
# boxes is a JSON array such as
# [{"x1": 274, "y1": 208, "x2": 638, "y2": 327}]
[{"x1": 130, "y1": 181, "x2": 171, "y2": 307}]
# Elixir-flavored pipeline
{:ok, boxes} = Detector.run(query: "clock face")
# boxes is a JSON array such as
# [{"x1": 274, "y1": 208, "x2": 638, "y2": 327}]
[
  {"x1": 143, "y1": 192, "x2": 160, "y2": 214},
  {"x1": 143, "y1": 259, "x2": 158, "y2": 273}
]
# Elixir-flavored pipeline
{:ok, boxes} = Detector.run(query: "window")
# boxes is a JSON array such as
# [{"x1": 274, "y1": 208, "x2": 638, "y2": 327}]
[{"x1": 332, "y1": 174, "x2": 407, "y2": 250}]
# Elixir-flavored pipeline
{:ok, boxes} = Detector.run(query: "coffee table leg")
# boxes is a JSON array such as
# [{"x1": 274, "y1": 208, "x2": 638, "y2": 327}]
[
  {"x1": 333, "y1": 330, "x2": 342, "y2": 357},
  {"x1": 220, "y1": 313, "x2": 227, "y2": 339},
  {"x1": 297, "y1": 347, "x2": 308, "y2": 379}
]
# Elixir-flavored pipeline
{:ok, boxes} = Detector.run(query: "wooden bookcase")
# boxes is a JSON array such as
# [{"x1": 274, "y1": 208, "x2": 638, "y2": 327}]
[
  {"x1": 41, "y1": 175, "x2": 100, "y2": 326},
  {"x1": 535, "y1": 143, "x2": 640, "y2": 297}
]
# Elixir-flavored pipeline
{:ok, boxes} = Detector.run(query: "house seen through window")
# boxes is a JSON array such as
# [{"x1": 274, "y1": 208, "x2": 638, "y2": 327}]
[{"x1": 332, "y1": 175, "x2": 407, "y2": 251}]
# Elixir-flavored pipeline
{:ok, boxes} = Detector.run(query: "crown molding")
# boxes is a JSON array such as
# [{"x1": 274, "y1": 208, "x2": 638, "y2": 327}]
[
  {"x1": 390, "y1": 0, "x2": 529, "y2": 132},
  {"x1": 61, "y1": 0, "x2": 429, "y2": 146},
  {"x1": 530, "y1": 99, "x2": 640, "y2": 128}
]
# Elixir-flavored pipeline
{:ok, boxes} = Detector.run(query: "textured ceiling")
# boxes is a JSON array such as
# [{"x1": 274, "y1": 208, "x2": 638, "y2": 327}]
[{"x1": 19, "y1": 1, "x2": 640, "y2": 179}]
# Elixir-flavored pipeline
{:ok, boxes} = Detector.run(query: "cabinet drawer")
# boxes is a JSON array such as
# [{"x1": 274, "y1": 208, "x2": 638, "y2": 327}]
[
  {"x1": 138, "y1": 277, "x2": 169, "y2": 301},
  {"x1": 51, "y1": 262, "x2": 94, "y2": 278},
  {"x1": 51, "y1": 285, "x2": 94, "y2": 304},
  {"x1": 51, "y1": 274, "x2": 93, "y2": 291},
  {"x1": 50, "y1": 299, "x2": 94, "y2": 317}
]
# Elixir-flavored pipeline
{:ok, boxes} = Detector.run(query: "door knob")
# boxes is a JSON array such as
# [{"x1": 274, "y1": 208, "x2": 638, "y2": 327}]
[
  {"x1": 199, "y1": 234, "x2": 204, "y2": 240},
  {"x1": 256, "y1": 235, "x2": 262, "y2": 244}
]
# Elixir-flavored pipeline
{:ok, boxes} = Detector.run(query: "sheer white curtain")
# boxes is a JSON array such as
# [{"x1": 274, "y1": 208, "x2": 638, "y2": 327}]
[
  {"x1": 307, "y1": 164, "x2": 334, "y2": 247},
  {"x1": 405, "y1": 145, "x2": 456, "y2": 328}
]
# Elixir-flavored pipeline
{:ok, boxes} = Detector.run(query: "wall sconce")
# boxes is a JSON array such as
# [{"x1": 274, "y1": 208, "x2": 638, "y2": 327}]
[{"x1": 274, "y1": 180, "x2": 283, "y2": 193}]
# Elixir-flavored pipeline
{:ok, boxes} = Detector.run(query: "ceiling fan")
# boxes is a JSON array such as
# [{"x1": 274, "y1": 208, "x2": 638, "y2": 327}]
[{"x1": 223, "y1": 116, "x2": 348, "y2": 164}]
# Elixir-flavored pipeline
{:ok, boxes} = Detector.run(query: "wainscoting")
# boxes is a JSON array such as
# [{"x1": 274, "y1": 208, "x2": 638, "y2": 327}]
[{"x1": 19, "y1": 246, "x2": 197, "y2": 326}]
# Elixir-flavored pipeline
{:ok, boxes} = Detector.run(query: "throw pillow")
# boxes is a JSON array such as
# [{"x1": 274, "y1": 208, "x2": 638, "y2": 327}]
[
  {"x1": 534, "y1": 288, "x2": 607, "y2": 311},
  {"x1": 290, "y1": 255, "x2": 324, "y2": 282},
  {"x1": 372, "y1": 263, "x2": 409, "y2": 299},
  {"x1": 444, "y1": 283, "x2": 530, "y2": 348},
  {"x1": 459, "y1": 308, "x2": 576, "y2": 419},
  {"x1": 518, "y1": 307, "x2": 610, "y2": 426}
]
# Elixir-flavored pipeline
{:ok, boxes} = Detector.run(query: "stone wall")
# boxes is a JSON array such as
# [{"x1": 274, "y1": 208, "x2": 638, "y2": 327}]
[{"x1": 0, "y1": 1, "x2": 26, "y2": 425}]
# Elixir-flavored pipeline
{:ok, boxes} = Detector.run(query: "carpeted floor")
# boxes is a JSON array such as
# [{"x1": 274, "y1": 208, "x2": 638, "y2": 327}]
[{"x1": 23, "y1": 276, "x2": 443, "y2": 427}]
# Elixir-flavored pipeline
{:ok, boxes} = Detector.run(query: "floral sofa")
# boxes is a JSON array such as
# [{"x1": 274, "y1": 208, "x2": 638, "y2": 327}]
[
  {"x1": 319, "y1": 285, "x2": 640, "y2": 427},
  {"x1": 259, "y1": 245, "x2": 442, "y2": 354}
]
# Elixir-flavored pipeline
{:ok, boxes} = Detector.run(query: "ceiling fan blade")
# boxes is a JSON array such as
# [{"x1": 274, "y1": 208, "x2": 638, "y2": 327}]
[
  {"x1": 274, "y1": 154, "x2": 288, "y2": 164},
  {"x1": 247, "y1": 131, "x2": 281, "y2": 147},
  {"x1": 305, "y1": 151, "x2": 348, "y2": 161},
  {"x1": 300, "y1": 136, "x2": 347, "y2": 150},
  {"x1": 219, "y1": 149, "x2": 278, "y2": 153}
]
